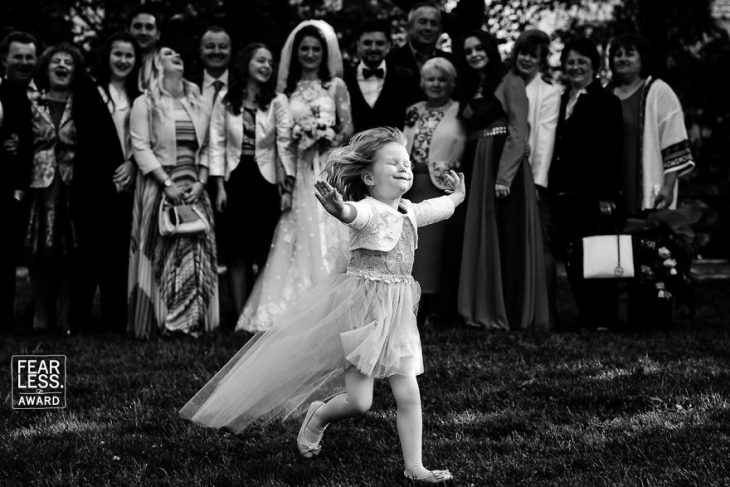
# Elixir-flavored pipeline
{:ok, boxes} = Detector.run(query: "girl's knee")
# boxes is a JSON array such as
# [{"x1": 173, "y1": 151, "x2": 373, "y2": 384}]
[
  {"x1": 390, "y1": 376, "x2": 421, "y2": 410},
  {"x1": 347, "y1": 393, "x2": 373, "y2": 415}
]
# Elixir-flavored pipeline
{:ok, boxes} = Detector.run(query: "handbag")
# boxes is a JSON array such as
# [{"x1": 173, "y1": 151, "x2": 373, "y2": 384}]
[
  {"x1": 582, "y1": 234, "x2": 634, "y2": 278},
  {"x1": 158, "y1": 199, "x2": 211, "y2": 237}
]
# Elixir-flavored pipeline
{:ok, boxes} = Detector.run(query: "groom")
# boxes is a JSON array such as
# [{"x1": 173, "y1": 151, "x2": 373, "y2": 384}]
[{"x1": 344, "y1": 20, "x2": 417, "y2": 134}]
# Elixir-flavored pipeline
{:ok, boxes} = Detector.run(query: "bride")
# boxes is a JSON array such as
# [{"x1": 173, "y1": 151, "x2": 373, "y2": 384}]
[{"x1": 237, "y1": 20, "x2": 353, "y2": 332}]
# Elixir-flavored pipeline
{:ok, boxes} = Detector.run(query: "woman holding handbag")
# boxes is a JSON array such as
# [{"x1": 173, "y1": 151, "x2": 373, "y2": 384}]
[
  {"x1": 208, "y1": 43, "x2": 295, "y2": 322},
  {"x1": 549, "y1": 38, "x2": 623, "y2": 331},
  {"x1": 128, "y1": 45, "x2": 218, "y2": 338}
]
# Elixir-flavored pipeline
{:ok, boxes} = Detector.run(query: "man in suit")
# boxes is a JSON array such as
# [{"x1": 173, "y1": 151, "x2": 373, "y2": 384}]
[
  {"x1": 190, "y1": 26, "x2": 232, "y2": 302},
  {"x1": 0, "y1": 31, "x2": 37, "y2": 330},
  {"x1": 387, "y1": 3, "x2": 451, "y2": 82},
  {"x1": 192, "y1": 26, "x2": 231, "y2": 111},
  {"x1": 128, "y1": 6, "x2": 161, "y2": 91},
  {"x1": 345, "y1": 20, "x2": 417, "y2": 134},
  {"x1": 392, "y1": 0, "x2": 485, "y2": 45}
]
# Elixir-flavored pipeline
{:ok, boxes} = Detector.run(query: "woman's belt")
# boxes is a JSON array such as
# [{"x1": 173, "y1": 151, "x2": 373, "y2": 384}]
[{"x1": 468, "y1": 125, "x2": 507, "y2": 140}]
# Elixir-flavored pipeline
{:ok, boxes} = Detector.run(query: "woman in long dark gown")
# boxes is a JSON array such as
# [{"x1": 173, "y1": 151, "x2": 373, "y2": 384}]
[{"x1": 455, "y1": 30, "x2": 549, "y2": 330}]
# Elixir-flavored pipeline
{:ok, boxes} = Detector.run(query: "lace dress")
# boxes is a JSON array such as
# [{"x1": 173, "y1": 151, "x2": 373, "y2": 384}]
[
  {"x1": 236, "y1": 78, "x2": 352, "y2": 332},
  {"x1": 180, "y1": 211, "x2": 425, "y2": 433}
]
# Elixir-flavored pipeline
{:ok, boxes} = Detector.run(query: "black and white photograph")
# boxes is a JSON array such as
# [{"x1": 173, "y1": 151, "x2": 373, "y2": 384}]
[{"x1": 1, "y1": 0, "x2": 728, "y2": 485}]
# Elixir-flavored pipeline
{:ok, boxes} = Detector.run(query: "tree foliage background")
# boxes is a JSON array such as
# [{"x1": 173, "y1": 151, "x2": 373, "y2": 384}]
[{"x1": 1, "y1": 0, "x2": 727, "y2": 255}]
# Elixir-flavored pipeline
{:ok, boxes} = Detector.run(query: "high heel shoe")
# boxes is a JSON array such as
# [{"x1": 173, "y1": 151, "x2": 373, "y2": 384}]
[
  {"x1": 297, "y1": 401, "x2": 325, "y2": 458},
  {"x1": 403, "y1": 468, "x2": 453, "y2": 484}
]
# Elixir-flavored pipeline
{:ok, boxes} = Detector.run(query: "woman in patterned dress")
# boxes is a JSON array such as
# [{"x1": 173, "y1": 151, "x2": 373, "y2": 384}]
[
  {"x1": 237, "y1": 21, "x2": 353, "y2": 332},
  {"x1": 25, "y1": 43, "x2": 122, "y2": 333},
  {"x1": 402, "y1": 57, "x2": 465, "y2": 326},
  {"x1": 128, "y1": 46, "x2": 218, "y2": 338}
]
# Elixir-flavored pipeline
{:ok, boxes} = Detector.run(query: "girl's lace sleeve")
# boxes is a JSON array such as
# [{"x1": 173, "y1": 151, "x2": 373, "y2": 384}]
[{"x1": 411, "y1": 196, "x2": 455, "y2": 227}]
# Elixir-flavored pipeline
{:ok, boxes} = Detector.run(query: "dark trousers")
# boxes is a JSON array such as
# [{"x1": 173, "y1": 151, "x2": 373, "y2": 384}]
[
  {"x1": 72, "y1": 191, "x2": 132, "y2": 332},
  {"x1": 0, "y1": 193, "x2": 27, "y2": 329},
  {"x1": 550, "y1": 191, "x2": 620, "y2": 330},
  {"x1": 536, "y1": 186, "x2": 558, "y2": 327}
]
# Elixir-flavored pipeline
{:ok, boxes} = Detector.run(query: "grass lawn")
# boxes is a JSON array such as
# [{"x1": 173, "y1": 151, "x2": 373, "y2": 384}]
[{"x1": 1, "y1": 280, "x2": 729, "y2": 486}]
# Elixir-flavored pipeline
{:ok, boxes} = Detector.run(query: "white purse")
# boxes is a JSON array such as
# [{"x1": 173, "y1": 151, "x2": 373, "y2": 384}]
[
  {"x1": 582, "y1": 234, "x2": 634, "y2": 279},
  {"x1": 158, "y1": 200, "x2": 211, "y2": 237}
]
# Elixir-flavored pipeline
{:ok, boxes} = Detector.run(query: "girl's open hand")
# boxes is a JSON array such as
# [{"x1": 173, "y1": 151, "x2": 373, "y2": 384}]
[
  {"x1": 314, "y1": 180, "x2": 346, "y2": 219},
  {"x1": 443, "y1": 170, "x2": 466, "y2": 206},
  {"x1": 443, "y1": 170, "x2": 466, "y2": 195}
]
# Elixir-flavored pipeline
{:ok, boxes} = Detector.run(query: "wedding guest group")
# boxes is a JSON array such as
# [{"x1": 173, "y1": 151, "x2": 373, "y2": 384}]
[{"x1": 0, "y1": 1, "x2": 696, "y2": 338}]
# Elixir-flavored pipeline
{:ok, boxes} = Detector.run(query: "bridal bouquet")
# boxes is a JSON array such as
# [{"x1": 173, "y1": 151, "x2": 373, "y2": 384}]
[{"x1": 292, "y1": 105, "x2": 336, "y2": 153}]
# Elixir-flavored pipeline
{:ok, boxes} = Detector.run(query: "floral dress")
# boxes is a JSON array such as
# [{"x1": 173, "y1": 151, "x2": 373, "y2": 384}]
[{"x1": 237, "y1": 78, "x2": 352, "y2": 332}]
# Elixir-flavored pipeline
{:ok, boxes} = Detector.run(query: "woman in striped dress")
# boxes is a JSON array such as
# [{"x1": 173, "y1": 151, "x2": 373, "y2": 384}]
[{"x1": 128, "y1": 46, "x2": 218, "y2": 338}]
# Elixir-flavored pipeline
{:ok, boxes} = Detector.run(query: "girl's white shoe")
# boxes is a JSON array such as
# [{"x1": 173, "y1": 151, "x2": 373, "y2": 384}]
[
  {"x1": 297, "y1": 401, "x2": 326, "y2": 458},
  {"x1": 403, "y1": 468, "x2": 453, "y2": 484}
]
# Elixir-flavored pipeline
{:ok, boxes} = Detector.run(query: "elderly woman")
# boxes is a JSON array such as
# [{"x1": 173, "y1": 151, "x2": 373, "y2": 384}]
[
  {"x1": 608, "y1": 33, "x2": 695, "y2": 328},
  {"x1": 25, "y1": 43, "x2": 122, "y2": 332},
  {"x1": 403, "y1": 57, "x2": 465, "y2": 326},
  {"x1": 128, "y1": 45, "x2": 217, "y2": 338},
  {"x1": 455, "y1": 30, "x2": 549, "y2": 330},
  {"x1": 549, "y1": 38, "x2": 623, "y2": 331},
  {"x1": 608, "y1": 32, "x2": 694, "y2": 214}
]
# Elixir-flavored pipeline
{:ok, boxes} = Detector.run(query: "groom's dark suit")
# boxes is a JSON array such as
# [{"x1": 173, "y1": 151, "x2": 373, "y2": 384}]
[{"x1": 344, "y1": 61, "x2": 418, "y2": 134}]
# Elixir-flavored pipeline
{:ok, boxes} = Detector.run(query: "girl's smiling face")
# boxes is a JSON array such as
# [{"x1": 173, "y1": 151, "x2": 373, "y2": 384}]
[
  {"x1": 109, "y1": 40, "x2": 136, "y2": 81},
  {"x1": 463, "y1": 36, "x2": 488, "y2": 71},
  {"x1": 363, "y1": 142, "x2": 413, "y2": 200},
  {"x1": 248, "y1": 48, "x2": 273, "y2": 85}
]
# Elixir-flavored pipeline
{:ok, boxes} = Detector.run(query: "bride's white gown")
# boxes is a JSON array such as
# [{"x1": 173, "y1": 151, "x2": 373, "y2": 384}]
[{"x1": 237, "y1": 78, "x2": 352, "y2": 332}]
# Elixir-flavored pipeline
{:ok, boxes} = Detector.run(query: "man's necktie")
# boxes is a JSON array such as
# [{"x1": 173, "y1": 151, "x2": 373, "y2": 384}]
[
  {"x1": 212, "y1": 79, "x2": 224, "y2": 105},
  {"x1": 363, "y1": 67, "x2": 384, "y2": 79}
]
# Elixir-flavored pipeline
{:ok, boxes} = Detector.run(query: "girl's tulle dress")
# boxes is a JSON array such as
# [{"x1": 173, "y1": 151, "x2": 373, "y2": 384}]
[{"x1": 179, "y1": 204, "x2": 425, "y2": 433}]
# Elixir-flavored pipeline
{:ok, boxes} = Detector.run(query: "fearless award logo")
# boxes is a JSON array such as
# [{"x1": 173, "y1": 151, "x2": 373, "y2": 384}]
[{"x1": 12, "y1": 355, "x2": 66, "y2": 409}]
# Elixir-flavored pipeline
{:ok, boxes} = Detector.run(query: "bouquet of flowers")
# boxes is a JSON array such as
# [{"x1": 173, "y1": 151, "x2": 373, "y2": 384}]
[
  {"x1": 625, "y1": 208, "x2": 701, "y2": 327},
  {"x1": 291, "y1": 105, "x2": 336, "y2": 154}
]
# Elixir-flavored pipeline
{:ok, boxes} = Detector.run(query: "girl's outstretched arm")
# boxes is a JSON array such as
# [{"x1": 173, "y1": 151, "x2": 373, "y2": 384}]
[{"x1": 315, "y1": 180, "x2": 357, "y2": 224}]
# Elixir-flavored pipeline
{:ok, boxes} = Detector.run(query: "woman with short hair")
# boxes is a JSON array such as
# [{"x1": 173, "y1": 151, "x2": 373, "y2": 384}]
[
  {"x1": 403, "y1": 56, "x2": 466, "y2": 326},
  {"x1": 549, "y1": 37, "x2": 623, "y2": 330},
  {"x1": 26, "y1": 42, "x2": 123, "y2": 333},
  {"x1": 608, "y1": 32, "x2": 694, "y2": 214}
]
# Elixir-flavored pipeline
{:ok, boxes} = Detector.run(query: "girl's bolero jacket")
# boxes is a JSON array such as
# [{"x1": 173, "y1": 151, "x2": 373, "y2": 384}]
[{"x1": 345, "y1": 195, "x2": 454, "y2": 252}]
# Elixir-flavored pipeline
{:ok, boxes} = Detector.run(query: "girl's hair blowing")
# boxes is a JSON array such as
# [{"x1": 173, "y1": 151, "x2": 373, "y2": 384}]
[{"x1": 324, "y1": 127, "x2": 406, "y2": 202}]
